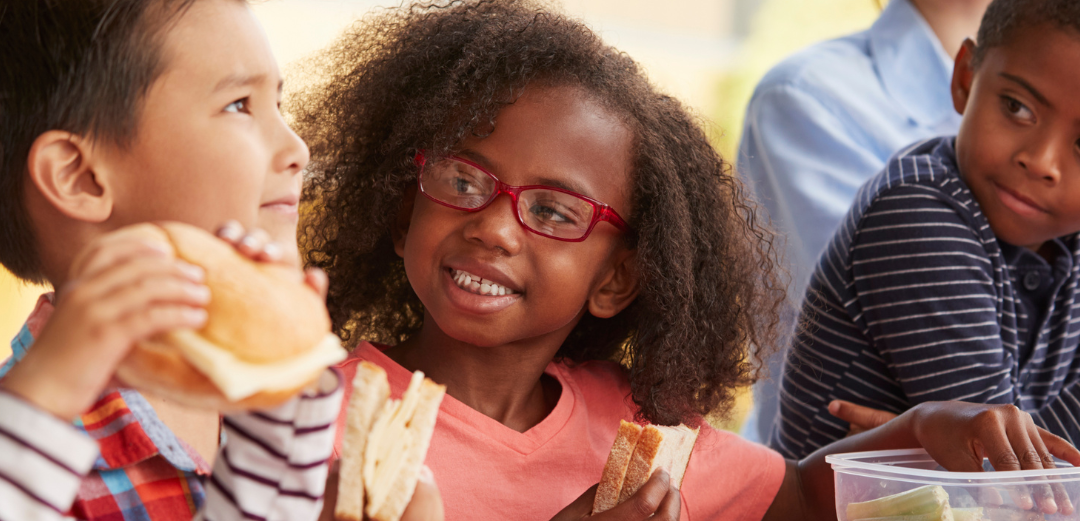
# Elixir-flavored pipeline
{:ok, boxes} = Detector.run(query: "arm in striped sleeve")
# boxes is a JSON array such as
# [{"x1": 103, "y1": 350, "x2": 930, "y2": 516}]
[
  {"x1": 851, "y1": 184, "x2": 1016, "y2": 408},
  {"x1": 198, "y1": 368, "x2": 344, "y2": 521},
  {"x1": 0, "y1": 388, "x2": 98, "y2": 521}
]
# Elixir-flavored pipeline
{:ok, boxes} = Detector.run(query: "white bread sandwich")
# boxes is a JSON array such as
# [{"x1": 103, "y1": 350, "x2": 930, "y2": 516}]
[
  {"x1": 69, "y1": 222, "x2": 347, "y2": 410},
  {"x1": 336, "y1": 361, "x2": 446, "y2": 521},
  {"x1": 592, "y1": 420, "x2": 700, "y2": 514}
]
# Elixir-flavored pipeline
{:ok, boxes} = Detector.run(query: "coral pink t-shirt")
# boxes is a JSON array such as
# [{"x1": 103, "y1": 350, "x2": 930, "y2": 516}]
[{"x1": 333, "y1": 342, "x2": 786, "y2": 521}]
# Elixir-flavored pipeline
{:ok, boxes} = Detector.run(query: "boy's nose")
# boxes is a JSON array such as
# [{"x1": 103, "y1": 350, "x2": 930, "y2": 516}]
[
  {"x1": 462, "y1": 193, "x2": 524, "y2": 256},
  {"x1": 273, "y1": 117, "x2": 310, "y2": 175},
  {"x1": 1017, "y1": 135, "x2": 1064, "y2": 184}
]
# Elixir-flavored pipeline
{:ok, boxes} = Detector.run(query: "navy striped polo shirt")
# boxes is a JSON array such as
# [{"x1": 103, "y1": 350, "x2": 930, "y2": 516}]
[{"x1": 772, "y1": 136, "x2": 1080, "y2": 459}]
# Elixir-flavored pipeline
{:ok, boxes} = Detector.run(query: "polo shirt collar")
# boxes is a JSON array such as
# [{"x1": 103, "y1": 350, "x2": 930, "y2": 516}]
[{"x1": 869, "y1": 0, "x2": 957, "y2": 128}]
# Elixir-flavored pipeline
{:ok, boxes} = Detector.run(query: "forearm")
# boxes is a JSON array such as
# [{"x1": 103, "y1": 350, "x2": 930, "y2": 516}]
[
  {"x1": 786, "y1": 409, "x2": 921, "y2": 521},
  {"x1": 0, "y1": 388, "x2": 98, "y2": 521}
]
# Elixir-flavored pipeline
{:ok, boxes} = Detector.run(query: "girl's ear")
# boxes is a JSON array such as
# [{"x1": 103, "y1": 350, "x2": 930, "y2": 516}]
[
  {"x1": 587, "y1": 248, "x2": 639, "y2": 319},
  {"x1": 951, "y1": 38, "x2": 977, "y2": 115},
  {"x1": 392, "y1": 185, "x2": 418, "y2": 258},
  {"x1": 26, "y1": 130, "x2": 112, "y2": 223}
]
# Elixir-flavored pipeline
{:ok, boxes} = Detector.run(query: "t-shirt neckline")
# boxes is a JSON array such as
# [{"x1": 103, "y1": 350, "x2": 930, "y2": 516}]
[{"x1": 358, "y1": 342, "x2": 577, "y2": 455}]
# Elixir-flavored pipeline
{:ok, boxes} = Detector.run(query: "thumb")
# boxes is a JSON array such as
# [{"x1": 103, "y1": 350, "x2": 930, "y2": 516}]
[
  {"x1": 305, "y1": 267, "x2": 329, "y2": 300},
  {"x1": 829, "y1": 400, "x2": 897, "y2": 431},
  {"x1": 401, "y1": 466, "x2": 444, "y2": 521}
]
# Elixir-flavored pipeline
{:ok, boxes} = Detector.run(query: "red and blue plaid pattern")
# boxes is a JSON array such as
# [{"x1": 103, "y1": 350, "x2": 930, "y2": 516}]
[{"x1": 2, "y1": 294, "x2": 211, "y2": 521}]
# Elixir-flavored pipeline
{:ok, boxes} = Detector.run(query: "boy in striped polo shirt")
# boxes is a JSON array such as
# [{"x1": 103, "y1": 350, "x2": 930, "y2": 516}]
[
  {"x1": 0, "y1": 1, "x2": 441, "y2": 520},
  {"x1": 774, "y1": 0, "x2": 1080, "y2": 460}
]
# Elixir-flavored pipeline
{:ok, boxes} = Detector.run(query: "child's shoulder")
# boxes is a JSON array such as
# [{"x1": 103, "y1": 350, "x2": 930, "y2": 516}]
[{"x1": 850, "y1": 136, "x2": 975, "y2": 222}]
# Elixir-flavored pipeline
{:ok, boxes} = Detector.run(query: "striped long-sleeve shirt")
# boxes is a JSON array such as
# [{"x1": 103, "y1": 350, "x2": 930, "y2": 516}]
[
  {"x1": 772, "y1": 136, "x2": 1080, "y2": 459},
  {"x1": 0, "y1": 293, "x2": 344, "y2": 521}
]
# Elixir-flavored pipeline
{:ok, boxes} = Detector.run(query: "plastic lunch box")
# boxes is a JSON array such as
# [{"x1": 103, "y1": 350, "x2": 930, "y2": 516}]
[{"x1": 826, "y1": 449, "x2": 1080, "y2": 521}]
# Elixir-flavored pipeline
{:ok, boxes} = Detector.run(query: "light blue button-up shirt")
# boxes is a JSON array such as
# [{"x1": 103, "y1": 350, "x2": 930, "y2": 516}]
[
  {"x1": 736, "y1": 0, "x2": 963, "y2": 443},
  {"x1": 738, "y1": 0, "x2": 961, "y2": 292}
]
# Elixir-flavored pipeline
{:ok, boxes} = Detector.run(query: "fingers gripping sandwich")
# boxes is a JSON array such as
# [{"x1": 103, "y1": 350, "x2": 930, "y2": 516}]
[
  {"x1": 592, "y1": 420, "x2": 700, "y2": 514},
  {"x1": 70, "y1": 222, "x2": 347, "y2": 410},
  {"x1": 336, "y1": 361, "x2": 446, "y2": 521}
]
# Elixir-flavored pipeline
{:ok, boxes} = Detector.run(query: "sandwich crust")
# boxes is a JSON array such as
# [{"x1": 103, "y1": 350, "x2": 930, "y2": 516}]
[
  {"x1": 335, "y1": 366, "x2": 446, "y2": 521},
  {"x1": 593, "y1": 421, "x2": 644, "y2": 514},
  {"x1": 336, "y1": 362, "x2": 393, "y2": 521},
  {"x1": 595, "y1": 422, "x2": 699, "y2": 510}
]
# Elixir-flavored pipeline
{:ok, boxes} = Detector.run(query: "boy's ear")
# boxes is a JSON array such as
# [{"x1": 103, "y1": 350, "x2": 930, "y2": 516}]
[
  {"x1": 951, "y1": 38, "x2": 978, "y2": 115},
  {"x1": 26, "y1": 130, "x2": 112, "y2": 223},
  {"x1": 587, "y1": 248, "x2": 639, "y2": 319},
  {"x1": 392, "y1": 185, "x2": 418, "y2": 258}
]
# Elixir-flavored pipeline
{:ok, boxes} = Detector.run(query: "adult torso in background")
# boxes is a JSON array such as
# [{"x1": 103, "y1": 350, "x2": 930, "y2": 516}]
[{"x1": 736, "y1": 0, "x2": 962, "y2": 443}]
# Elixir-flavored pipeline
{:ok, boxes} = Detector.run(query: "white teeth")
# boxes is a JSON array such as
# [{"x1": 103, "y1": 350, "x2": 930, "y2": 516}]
[{"x1": 450, "y1": 269, "x2": 515, "y2": 296}]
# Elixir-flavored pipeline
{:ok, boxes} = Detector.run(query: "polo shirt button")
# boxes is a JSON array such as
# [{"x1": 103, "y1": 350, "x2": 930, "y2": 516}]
[{"x1": 1023, "y1": 271, "x2": 1041, "y2": 291}]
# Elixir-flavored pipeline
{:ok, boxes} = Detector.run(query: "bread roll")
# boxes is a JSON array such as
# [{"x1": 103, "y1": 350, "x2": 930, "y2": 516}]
[{"x1": 71, "y1": 222, "x2": 346, "y2": 410}]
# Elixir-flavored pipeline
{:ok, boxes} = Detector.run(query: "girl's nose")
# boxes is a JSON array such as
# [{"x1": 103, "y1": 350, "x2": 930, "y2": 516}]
[{"x1": 462, "y1": 193, "x2": 524, "y2": 255}]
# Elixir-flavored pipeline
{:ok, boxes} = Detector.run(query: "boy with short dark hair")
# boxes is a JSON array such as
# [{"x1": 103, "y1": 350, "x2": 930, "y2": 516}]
[
  {"x1": 775, "y1": 0, "x2": 1080, "y2": 459},
  {"x1": 0, "y1": 1, "x2": 342, "y2": 519}
]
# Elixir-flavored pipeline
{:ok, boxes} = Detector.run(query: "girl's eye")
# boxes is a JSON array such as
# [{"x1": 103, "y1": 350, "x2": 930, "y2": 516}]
[
  {"x1": 1002, "y1": 96, "x2": 1034, "y2": 122},
  {"x1": 450, "y1": 176, "x2": 482, "y2": 195},
  {"x1": 225, "y1": 98, "x2": 250, "y2": 114},
  {"x1": 529, "y1": 202, "x2": 582, "y2": 226}
]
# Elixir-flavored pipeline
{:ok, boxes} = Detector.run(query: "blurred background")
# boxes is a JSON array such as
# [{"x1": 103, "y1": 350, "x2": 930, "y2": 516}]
[{"x1": 0, "y1": 0, "x2": 882, "y2": 427}]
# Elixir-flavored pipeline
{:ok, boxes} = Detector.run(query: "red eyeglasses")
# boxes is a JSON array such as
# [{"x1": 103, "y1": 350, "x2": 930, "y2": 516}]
[{"x1": 414, "y1": 151, "x2": 631, "y2": 242}]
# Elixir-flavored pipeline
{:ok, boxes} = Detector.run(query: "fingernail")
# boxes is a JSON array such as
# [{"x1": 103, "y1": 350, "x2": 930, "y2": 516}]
[
  {"x1": 142, "y1": 240, "x2": 172, "y2": 256},
  {"x1": 217, "y1": 221, "x2": 243, "y2": 241},
  {"x1": 828, "y1": 401, "x2": 840, "y2": 415},
  {"x1": 183, "y1": 308, "x2": 208, "y2": 325},
  {"x1": 178, "y1": 262, "x2": 205, "y2": 282},
  {"x1": 188, "y1": 284, "x2": 211, "y2": 302},
  {"x1": 240, "y1": 234, "x2": 260, "y2": 250},
  {"x1": 262, "y1": 242, "x2": 282, "y2": 260}
]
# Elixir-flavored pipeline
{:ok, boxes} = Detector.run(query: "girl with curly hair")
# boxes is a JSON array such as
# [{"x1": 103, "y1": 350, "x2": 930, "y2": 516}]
[{"x1": 293, "y1": 1, "x2": 1080, "y2": 519}]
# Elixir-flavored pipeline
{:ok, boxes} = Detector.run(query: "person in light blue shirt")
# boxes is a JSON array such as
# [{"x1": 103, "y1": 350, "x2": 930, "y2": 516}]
[{"x1": 737, "y1": 0, "x2": 989, "y2": 443}]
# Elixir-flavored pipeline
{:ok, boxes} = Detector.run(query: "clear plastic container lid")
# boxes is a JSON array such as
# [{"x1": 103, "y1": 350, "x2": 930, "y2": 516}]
[
  {"x1": 827, "y1": 449, "x2": 1080, "y2": 485},
  {"x1": 828, "y1": 449, "x2": 1080, "y2": 521}
]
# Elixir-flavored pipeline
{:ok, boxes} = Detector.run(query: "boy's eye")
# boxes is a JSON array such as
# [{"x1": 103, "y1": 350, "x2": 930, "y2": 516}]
[
  {"x1": 225, "y1": 98, "x2": 250, "y2": 114},
  {"x1": 1001, "y1": 96, "x2": 1034, "y2": 121}
]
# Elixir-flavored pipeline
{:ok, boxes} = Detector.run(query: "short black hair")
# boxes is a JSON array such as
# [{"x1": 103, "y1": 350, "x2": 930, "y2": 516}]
[
  {"x1": 293, "y1": 0, "x2": 787, "y2": 426},
  {"x1": 0, "y1": 0, "x2": 198, "y2": 283},
  {"x1": 975, "y1": 0, "x2": 1080, "y2": 65}
]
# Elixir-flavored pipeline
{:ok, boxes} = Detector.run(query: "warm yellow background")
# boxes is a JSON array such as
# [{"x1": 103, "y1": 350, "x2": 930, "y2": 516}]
[{"x1": 0, "y1": 0, "x2": 881, "y2": 427}]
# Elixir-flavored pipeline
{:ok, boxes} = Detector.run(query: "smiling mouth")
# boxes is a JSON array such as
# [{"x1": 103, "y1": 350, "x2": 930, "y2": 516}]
[
  {"x1": 449, "y1": 268, "x2": 517, "y2": 296},
  {"x1": 995, "y1": 183, "x2": 1048, "y2": 216}
]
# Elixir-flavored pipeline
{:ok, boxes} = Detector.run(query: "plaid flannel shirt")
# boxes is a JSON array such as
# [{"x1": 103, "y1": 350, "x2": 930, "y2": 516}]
[{"x1": 0, "y1": 293, "x2": 343, "y2": 521}]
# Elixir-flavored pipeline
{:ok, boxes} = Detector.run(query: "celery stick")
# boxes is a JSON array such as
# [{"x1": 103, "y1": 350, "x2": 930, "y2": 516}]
[
  {"x1": 847, "y1": 485, "x2": 954, "y2": 521},
  {"x1": 953, "y1": 508, "x2": 985, "y2": 521}
]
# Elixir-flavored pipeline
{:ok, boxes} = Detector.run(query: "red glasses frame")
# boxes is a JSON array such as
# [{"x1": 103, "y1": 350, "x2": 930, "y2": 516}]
[{"x1": 414, "y1": 151, "x2": 630, "y2": 242}]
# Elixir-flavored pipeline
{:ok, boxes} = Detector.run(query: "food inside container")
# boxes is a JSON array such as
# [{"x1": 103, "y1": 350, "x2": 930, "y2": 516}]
[{"x1": 827, "y1": 449, "x2": 1080, "y2": 521}]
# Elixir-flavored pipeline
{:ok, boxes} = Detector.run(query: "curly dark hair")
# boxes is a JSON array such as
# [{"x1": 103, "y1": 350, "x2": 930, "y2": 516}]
[{"x1": 292, "y1": 0, "x2": 786, "y2": 426}]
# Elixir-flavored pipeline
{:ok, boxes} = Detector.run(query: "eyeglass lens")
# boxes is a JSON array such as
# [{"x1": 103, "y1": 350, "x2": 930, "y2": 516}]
[{"x1": 420, "y1": 158, "x2": 597, "y2": 240}]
